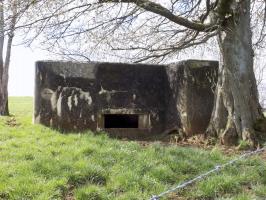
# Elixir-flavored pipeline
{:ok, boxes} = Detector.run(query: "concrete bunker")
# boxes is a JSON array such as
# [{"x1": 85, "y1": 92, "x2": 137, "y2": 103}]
[{"x1": 34, "y1": 60, "x2": 218, "y2": 139}]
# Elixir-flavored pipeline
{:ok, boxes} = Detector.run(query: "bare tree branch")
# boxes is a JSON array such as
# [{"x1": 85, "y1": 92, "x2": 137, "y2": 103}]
[{"x1": 99, "y1": 0, "x2": 217, "y2": 31}]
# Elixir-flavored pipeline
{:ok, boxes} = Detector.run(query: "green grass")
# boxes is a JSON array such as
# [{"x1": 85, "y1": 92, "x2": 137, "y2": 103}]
[{"x1": 0, "y1": 97, "x2": 265, "y2": 200}]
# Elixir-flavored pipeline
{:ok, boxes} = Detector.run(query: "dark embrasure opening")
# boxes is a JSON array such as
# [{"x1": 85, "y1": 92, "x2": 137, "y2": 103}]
[{"x1": 104, "y1": 114, "x2": 139, "y2": 128}]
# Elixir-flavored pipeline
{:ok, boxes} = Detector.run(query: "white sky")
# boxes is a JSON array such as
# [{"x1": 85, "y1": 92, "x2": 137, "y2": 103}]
[{"x1": 8, "y1": 46, "x2": 48, "y2": 96}]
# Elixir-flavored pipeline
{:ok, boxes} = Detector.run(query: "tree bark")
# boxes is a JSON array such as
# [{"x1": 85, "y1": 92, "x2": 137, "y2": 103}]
[
  {"x1": 0, "y1": 33, "x2": 13, "y2": 116},
  {"x1": 0, "y1": 0, "x2": 16, "y2": 116},
  {"x1": 207, "y1": 0, "x2": 264, "y2": 146},
  {"x1": 0, "y1": 77, "x2": 9, "y2": 116},
  {"x1": 0, "y1": 0, "x2": 8, "y2": 116}
]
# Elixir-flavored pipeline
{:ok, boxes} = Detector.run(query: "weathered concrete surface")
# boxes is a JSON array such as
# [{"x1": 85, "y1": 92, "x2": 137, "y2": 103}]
[
  {"x1": 34, "y1": 60, "x2": 218, "y2": 139},
  {"x1": 165, "y1": 60, "x2": 218, "y2": 136}
]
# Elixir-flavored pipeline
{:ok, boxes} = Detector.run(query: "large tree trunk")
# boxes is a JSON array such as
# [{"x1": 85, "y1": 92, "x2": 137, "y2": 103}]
[
  {"x1": 0, "y1": 33, "x2": 12, "y2": 116},
  {"x1": 0, "y1": 0, "x2": 8, "y2": 116},
  {"x1": 207, "y1": 0, "x2": 264, "y2": 146},
  {"x1": 0, "y1": 1, "x2": 16, "y2": 116}
]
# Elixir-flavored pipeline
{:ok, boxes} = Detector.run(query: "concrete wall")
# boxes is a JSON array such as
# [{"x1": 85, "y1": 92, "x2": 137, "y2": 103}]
[{"x1": 34, "y1": 60, "x2": 218, "y2": 139}]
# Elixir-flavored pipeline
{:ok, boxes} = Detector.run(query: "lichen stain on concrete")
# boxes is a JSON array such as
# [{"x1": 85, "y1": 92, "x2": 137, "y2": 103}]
[
  {"x1": 50, "y1": 92, "x2": 57, "y2": 111},
  {"x1": 67, "y1": 96, "x2": 72, "y2": 111},
  {"x1": 56, "y1": 93, "x2": 62, "y2": 117},
  {"x1": 80, "y1": 91, "x2": 92, "y2": 105},
  {"x1": 74, "y1": 95, "x2": 78, "y2": 106},
  {"x1": 41, "y1": 88, "x2": 53, "y2": 100},
  {"x1": 91, "y1": 115, "x2": 95, "y2": 122},
  {"x1": 99, "y1": 86, "x2": 108, "y2": 95}
]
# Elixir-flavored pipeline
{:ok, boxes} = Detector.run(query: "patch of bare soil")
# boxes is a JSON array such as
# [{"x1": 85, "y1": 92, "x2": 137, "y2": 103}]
[
  {"x1": 5, "y1": 117, "x2": 20, "y2": 127},
  {"x1": 135, "y1": 134, "x2": 239, "y2": 156},
  {"x1": 261, "y1": 151, "x2": 266, "y2": 160},
  {"x1": 64, "y1": 185, "x2": 75, "y2": 200}
]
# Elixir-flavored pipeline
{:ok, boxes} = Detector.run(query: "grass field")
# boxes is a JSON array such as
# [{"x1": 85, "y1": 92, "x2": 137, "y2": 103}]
[{"x1": 0, "y1": 97, "x2": 266, "y2": 200}]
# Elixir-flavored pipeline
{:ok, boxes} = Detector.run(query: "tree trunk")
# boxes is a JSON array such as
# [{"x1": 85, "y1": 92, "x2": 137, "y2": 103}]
[
  {"x1": 0, "y1": 35, "x2": 11, "y2": 116},
  {"x1": 207, "y1": 0, "x2": 264, "y2": 146},
  {"x1": 0, "y1": 0, "x2": 17, "y2": 116},
  {"x1": 0, "y1": 0, "x2": 8, "y2": 116},
  {"x1": 0, "y1": 46, "x2": 9, "y2": 116},
  {"x1": 0, "y1": 75, "x2": 9, "y2": 116}
]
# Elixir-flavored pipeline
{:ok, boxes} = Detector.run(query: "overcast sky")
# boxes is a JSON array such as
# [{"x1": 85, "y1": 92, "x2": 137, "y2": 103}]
[{"x1": 8, "y1": 46, "x2": 48, "y2": 96}]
